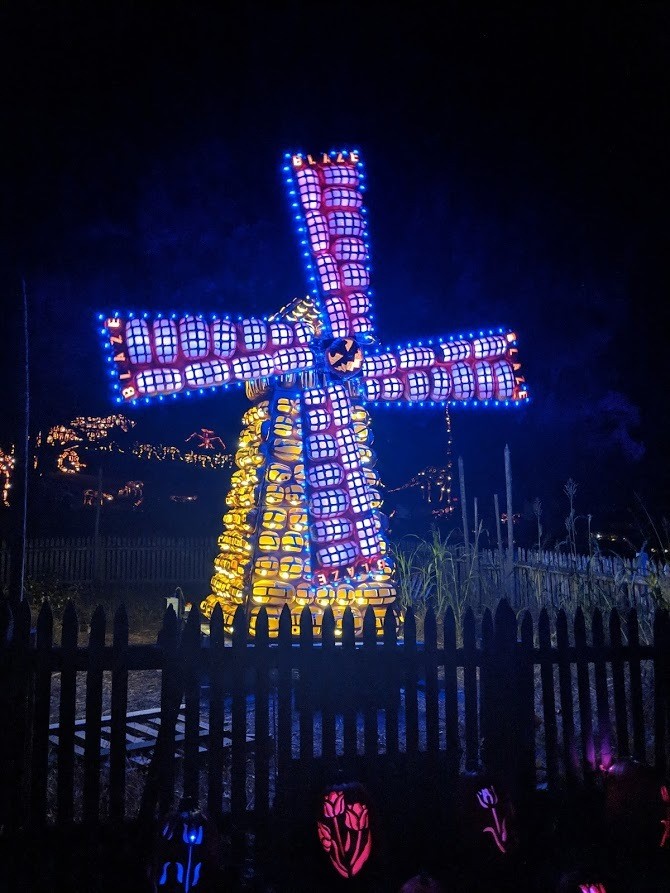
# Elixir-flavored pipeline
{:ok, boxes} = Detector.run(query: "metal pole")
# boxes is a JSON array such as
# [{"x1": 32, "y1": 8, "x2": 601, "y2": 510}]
[
  {"x1": 458, "y1": 455, "x2": 469, "y2": 559},
  {"x1": 474, "y1": 496, "x2": 481, "y2": 611},
  {"x1": 8, "y1": 279, "x2": 30, "y2": 611},
  {"x1": 494, "y1": 493, "x2": 503, "y2": 590},
  {"x1": 504, "y1": 444, "x2": 515, "y2": 606}
]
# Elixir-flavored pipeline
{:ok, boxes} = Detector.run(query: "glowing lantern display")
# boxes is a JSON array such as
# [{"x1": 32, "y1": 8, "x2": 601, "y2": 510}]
[
  {"x1": 151, "y1": 797, "x2": 218, "y2": 892},
  {"x1": 661, "y1": 784, "x2": 670, "y2": 848},
  {"x1": 98, "y1": 149, "x2": 527, "y2": 637},
  {"x1": 603, "y1": 758, "x2": 669, "y2": 851},
  {"x1": 400, "y1": 873, "x2": 444, "y2": 892},
  {"x1": 455, "y1": 773, "x2": 517, "y2": 860},
  {"x1": 555, "y1": 869, "x2": 610, "y2": 893},
  {"x1": 317, "y1": 781, "x2": 374, "y2": 879}
]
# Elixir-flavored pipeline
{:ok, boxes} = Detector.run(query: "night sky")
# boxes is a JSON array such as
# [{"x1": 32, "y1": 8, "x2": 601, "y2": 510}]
[{"x1": 1, "y1": 2, "x2": 669, "y2": 539}]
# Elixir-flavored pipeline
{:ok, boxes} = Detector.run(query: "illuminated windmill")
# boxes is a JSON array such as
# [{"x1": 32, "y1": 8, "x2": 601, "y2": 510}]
[{"x1": 99, "y1": 149, "x2": 527, "y2": 636}]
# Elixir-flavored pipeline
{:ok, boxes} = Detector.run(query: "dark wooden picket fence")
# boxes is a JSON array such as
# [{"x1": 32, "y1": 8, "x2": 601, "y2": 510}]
[{"x1": 1, "y1": 595, "x2": 669, "y2": 875}]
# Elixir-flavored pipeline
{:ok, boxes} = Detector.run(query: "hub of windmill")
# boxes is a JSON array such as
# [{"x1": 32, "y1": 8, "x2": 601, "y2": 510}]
[{"x1": 325, "y1": 337, "x2": 363, "y2": 379}]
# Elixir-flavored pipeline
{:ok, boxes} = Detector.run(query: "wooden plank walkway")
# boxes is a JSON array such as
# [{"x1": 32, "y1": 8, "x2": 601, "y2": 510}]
[{"x1": 49, "y1": 706, "x2": 216, "y2": 764}]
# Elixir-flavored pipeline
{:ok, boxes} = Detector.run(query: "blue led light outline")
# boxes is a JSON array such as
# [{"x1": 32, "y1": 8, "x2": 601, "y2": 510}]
[
  {"x1": 96, "y1": 310, "x2": 318, "y2": 408},
  {"x1": 282, "y1": 149, "x2": 374, "y2": 342}
]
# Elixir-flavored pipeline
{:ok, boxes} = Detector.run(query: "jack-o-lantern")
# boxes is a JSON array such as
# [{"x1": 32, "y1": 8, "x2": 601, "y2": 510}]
[
  {"x1": 603, "y1": 758, "x2": 668, "y2": 851},
  {"x1": 317, "y1": 781, "x2": 375, "y2": 879},
  {"x1": 400, "y1": 872, "x2": 444, "y2": 892},
  {"x1": 556, "y1": 870, "x2": 609, "y2": 893},
  {"x1": 326, "y1": 338, "x2": 363, "y2": 379},
  {"x1": 455, "y1": 772, "x2": 518, "y2": 860},
  {"x1": 661, "y1": 784, "x2": 670, "y2": 848},
  {"x1": 151, "y1": 797, "x2": 219, "y2": 892}
]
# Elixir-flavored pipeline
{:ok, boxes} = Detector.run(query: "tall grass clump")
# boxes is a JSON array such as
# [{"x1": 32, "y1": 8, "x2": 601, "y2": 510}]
[{"x1": 392, "y1": 525, "x2": 495, "y2": 632}]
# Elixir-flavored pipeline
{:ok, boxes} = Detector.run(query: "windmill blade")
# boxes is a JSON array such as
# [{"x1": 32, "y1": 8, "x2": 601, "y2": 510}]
[
  {"x1": 99, "y1": 311, "x2": 317, "y2": 403},
  {"x1": 284, "y1": 150, "x2": 375, "y2": 342},
  {"x1": 360, "y1": 328, "x2": 527, "y2": 405}
]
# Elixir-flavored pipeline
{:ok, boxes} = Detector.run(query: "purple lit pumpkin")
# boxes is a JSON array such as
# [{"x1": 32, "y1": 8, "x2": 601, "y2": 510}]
[
  {"x1": 455, "y1": 772, "x2": 518, "y2": 859},
  {"x1": 399, "y1": 872, "x2": 444, "y2": 892},
  {"x1": 556, "y1": 871, "x2": 609, "y2": 893},
  {"x1": 603, "y1": 758, "x2": 669, "y2": 850},
  {"x1": 317, "y1": 781, "x2": 375, "y2": 879}
]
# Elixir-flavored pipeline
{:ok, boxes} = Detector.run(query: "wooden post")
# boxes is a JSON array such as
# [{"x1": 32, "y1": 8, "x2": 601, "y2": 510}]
[
  {"x1": 8, "y1": 279, "x2": 30, "y2": 612},
  {"x1": 474, "y1": 496, "x2": 481, "y2": 610},
  {"x1": 93, "y1": 466, "x2": 103, "y2": 586},
  {"x1": 458, "y1": 455, "x2": 469, "y2": 560},
  {"x1": 462, "y1": 607, "x2": 478, "y2": 772},
  {"x1": 494, "y1": 493, "x2": 503, "y2": 587},
  {"x1": 504, "y1": 445, "x2": 515, "y2": 605}
]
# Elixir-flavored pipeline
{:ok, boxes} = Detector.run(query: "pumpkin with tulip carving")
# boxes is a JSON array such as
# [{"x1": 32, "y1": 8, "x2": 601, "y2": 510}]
[
  {"x1": 317, "y1": 781, "x2": 374, "y2": 879},
  {"x1": 603, "y1": 758, "x2": 669, "y2": 851},
  {"x1": 455, "y1": 773, "x2": 518, "y2": 860},
  {"x1": 150, "y1": 796, "x2": 220, "y2": 892}
]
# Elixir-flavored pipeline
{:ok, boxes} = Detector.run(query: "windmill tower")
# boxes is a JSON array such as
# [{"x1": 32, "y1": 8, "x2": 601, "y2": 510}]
[{"x1": 99, "y1": 149, "x2": 526, "y2": 636}]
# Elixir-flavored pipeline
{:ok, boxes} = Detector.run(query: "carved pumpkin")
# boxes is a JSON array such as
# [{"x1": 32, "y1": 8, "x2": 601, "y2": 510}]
[
  {"x1": 603, "y1": 758, "x2": 668, "y2": 850},
  {"x1": 326, "y1": 337, "x2": 363, "y2": 379},
  {"x1": 556, "y1": 870, "x2": 609, "y2": 893},
  {"x1": 317, "y1": 781, "x2": 374, "y2": 879},
  {"x1": 151, "y1": 797, "x2": 219, "y2": 892},
  {"x1": 399, "y1": 872, "x2": 444, "y2": 892},
  {"x1": 455, "y1": 772, "x2": 518, "y2": 860}
]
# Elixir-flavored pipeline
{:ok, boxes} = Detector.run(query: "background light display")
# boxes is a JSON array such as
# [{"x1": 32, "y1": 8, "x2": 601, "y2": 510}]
[{"x1": 98, "y1": 149, "x2": 526, "y2": 636}]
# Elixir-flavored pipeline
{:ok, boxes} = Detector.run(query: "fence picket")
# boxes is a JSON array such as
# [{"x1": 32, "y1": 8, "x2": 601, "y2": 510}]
[
  {"x1": 519, "y1": 610, "x2": 536, "y2": 791},
  {"x1": 489, "y1": 600, "x2": 519, "y2": 788},
  {"x1": 5, "y1": 599, "x2": 32, "y2": 829},
  {"x1": 423, "y1": 607, "x2": 439, "y2": 759},
  {"x1": 462, "y1": 607, "x2": 478, "y2": 772},
  {"x1": 653, "y1": 609, "x2": 668, "y2": 775},
  {"x1": 480, "y1": 608, "x2": 494, "y2": 752},
  {"x1": 538, "y1": 608, "x2": 559, "y2": 790},
  {"x1": 403, "y1": 607, "x2": 419, "y2": 758},
  {"x1": 183, "y1": 602, "x2": 203, "y2": 803},
  {"x1": 592, "y1": 608, "x2": 612, "y2": 771},
  {"x1": 156, "y1": 606, "x2": 181, "y2": 817},
  {"x1": 231, "y1": 604, "x2": 248, "y2": 851},
  {"x1": 276, "y1": 606, "x2": 292, "y2": 785},
  {"x1": 556, "y1": 609, "x2": 578, "y2": 785},
  {"x1": 362, "y1": 607, "x2": 378, "y2": 757},
  {"x1": 573, "y1": 607, "x2": 595, "y2": 775},
  {"x1": 342, "y1": 608, "x2": 357, "y2": 769},
  {"x1": 30, "y1": 602, "x2": 53, "y2": 826},
  {"x1": 298, "y1": 607, "x2": 314, "y2": 761},
  {"x1": 321, "y1": 607, "x2": 337, "y2": 764},
  {"x1": 57, "y1": 602, "x2": 79, "y2": 823},
  {"x1": 207, "y1": 604, "x2": 225, "y2": 820},
  {"x1": 382, "y1": 607, "x2": 398, "y2": 758},
  {"x1": 109, "y1": 605, "x2": 129, "y2": 822},
  {"x1": 443, "y1": 607, "x2": 459, "y2": 756},
  {"x1": 83, "y1": 605, "x2": 106, "y2": 823},
  {"x1": 609, "y1": 608, "x2": 629, "y2": 759},
  {"x1": 254, "y1": 607, "x2": 271, "y2": 832},
  {"x1": 626, "y1": 608, "x2": 645, "y2": 762}
]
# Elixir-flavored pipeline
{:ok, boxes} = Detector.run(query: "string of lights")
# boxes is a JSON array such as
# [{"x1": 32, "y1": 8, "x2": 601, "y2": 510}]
[
  {"x1": 132, "y1": 443, "x2": 234, "y2": 469},
  {"x1": 388, "y1": 407, "x2": 454, "y2": 514},
  {"x1": 0, "y1": 446, "x2": 16, "y2": 506}
]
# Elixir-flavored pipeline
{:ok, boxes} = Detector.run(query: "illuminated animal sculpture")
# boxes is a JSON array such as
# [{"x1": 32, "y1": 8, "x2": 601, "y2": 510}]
[{"x1": 98, "y1": 149, "x2": 527, "y2": 637}]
